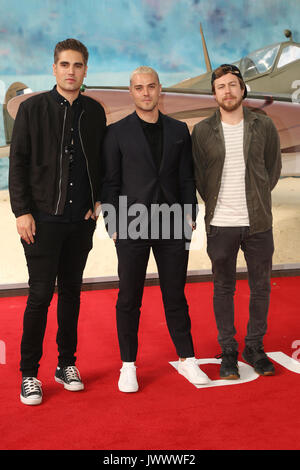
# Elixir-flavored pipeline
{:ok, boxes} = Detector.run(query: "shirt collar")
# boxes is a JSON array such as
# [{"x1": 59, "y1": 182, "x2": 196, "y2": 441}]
[
  {"x1": 137, "y1": 111, "x2": 162, "y2": 128},
  {"x1": 51, "y1": 85, "x2": 81, "y2": 107}
]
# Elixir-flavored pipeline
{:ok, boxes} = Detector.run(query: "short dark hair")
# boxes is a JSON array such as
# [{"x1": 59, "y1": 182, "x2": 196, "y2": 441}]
[
  {"x1": 54, "y1": 38, "x2": 89, "y2": 65},
  {"x1": 211, "y1": 64, "x2": 247, "y2": 98}
]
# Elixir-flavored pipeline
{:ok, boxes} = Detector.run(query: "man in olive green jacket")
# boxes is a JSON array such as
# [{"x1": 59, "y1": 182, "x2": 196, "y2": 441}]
[{"x1": 192, "y1": 64, "x2": 281, "y2": 380}]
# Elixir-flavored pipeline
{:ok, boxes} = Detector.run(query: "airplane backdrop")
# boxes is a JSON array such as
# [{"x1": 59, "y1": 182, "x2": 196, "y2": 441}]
[
  {"x1": 0, "y1": 0, "x2": 299, "y2": 283},
  {"x1": 1, "y1": 0, "x2": 300, "y2": 178}
]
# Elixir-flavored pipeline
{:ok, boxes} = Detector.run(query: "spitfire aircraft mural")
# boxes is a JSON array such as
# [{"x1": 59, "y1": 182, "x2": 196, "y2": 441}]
[
  {"x1": 2, "y1": 27, "x2": 300, "y2": 176},
  {"x1": 173, "y1": 27, "x2": 300, "y2": 100}
]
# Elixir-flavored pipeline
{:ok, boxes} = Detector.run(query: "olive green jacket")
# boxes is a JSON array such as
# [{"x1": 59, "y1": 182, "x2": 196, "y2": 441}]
[{"x1": 191, "y1": 106, "x2": 282, "y2": 235}]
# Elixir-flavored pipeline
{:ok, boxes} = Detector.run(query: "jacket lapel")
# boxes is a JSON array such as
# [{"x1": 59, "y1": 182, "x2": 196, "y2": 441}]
[
  {"x1": 159, "y1": 113, "x2": 173, "y2": 174},
  {"x1": 212, "y1": 109, "x2": 226, "y2": 167},
  {"x1": 243, "y1": 107, "x2": 257, "y2": 165}
]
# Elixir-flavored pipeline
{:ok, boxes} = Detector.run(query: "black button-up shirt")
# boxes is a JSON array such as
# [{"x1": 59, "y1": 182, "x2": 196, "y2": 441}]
[{"x1": 33, "y1": 86, "x2": 92, "y2": 222}]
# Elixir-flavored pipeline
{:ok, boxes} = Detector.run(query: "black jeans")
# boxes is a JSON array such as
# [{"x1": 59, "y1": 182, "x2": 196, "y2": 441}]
[
  {"x1": 207, "y1": 226, "x2": 274, "y2": 351},
  {"x1": 115, "y1": 237, "x2": 194, "y2": 362},
  {"x1": 20, "y1": 220, "x2": 96, "y2": 377}
]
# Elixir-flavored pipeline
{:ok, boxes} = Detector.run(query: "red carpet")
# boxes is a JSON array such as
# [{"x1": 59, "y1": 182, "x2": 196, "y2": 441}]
[{"x1": 0, "y1": 276, "x2": 299, "y2": 451}]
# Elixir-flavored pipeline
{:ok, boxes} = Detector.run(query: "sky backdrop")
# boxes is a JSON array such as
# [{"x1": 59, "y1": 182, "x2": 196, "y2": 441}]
[{"x1": 0, "y1": 0, "x2": 299, "y2": 86}]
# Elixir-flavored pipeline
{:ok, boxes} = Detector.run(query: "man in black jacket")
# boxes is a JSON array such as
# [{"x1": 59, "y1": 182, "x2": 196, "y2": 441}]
[
  {"x1": 9, "y1": 38, "x2": 106, "y2": 405},
  {"x1": 102, "y1": 66, "x2": 208, "y2": 392}
]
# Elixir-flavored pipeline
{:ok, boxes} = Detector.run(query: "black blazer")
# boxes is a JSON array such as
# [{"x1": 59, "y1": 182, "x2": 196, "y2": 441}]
[{"x1": 101, "y1": 112, "x2": 197, "y2": 234}]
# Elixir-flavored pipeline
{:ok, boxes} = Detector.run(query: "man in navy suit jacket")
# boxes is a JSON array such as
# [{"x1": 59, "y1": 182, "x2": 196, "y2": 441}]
[{"x1": 101, "y1": 66, "x2": 208, "y2": 392}]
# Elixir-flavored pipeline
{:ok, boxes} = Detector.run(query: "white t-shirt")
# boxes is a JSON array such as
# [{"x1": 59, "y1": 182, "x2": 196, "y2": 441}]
[{"x1": 211, "y1": 119, "x2": 249, "y2": 226}]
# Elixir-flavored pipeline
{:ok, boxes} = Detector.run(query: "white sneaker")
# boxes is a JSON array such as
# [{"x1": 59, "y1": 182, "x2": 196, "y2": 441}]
[
  {"x1": 118, "y1": 362, "x2": 139, "y2": 393},
  {"x1": 178, "y1": 357, "x2": 209, "y2": 385}
]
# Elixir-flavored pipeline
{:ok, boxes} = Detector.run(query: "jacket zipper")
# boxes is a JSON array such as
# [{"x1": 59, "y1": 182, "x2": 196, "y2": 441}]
[
  {"x1": 55, "y1": 106, "x2": 67, "y2": 215},
  {"x1": 78, "y1": 110, "x2": 95, "y2": 209}
]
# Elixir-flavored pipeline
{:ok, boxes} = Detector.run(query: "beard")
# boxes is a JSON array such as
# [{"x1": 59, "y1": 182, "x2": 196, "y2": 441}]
[{"x1": 217, "y1": 95, "x2": 243, "y2": 112}]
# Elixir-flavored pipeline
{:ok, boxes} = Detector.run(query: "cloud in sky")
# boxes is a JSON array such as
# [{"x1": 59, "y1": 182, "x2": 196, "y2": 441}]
[{"x1": 0, "y1": 0, "x2": 299, "y2": 76}]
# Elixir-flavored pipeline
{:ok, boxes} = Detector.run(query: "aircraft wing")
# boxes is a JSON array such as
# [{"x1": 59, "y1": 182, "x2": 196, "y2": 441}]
[
  {"x1": 5, "y1": 86, "x2": 300, "y2": 176},
  {"x1": 7, "y1": 87, "x2": 300, "y2": 153},
  {"x1": 73, "y1": 87, "x2": 300, "y2": 152}
]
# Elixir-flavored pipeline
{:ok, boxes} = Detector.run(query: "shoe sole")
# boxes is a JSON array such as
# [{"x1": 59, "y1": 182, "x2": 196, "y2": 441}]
[
  {"x1": 259, "y1": 371, "x2": 275, "y2": 376},
  {"x1": 220, "y1": 373, "x2": 240, "y2": 380},
  {"x1": 118, "y1": 380, "x2": 139, "y2": 393},
  {"x1": 242, "y1": 354, "x2": 275, "y2": 376},
  {"x1": 118, "y1": 386, "x2": 139, "y2": 393},
  {"x1": 178, "y1": 369, "x2": 209, "y2": 385},
  {"x1": 251, "y1": 368, "x2": 275, "y2": 376},
  {"x1": 20, "y1": 394, "x2": 42, "y2": 405},
  {"x1": 55, "y1": 376, "x2": 84, "y2": 391}
]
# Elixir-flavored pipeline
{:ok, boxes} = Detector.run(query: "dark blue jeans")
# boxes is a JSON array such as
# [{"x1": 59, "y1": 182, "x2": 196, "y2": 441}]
[
  {"x1": 207, "y1": 226, "x2": 274, "y2": 351},
  {"x1": 20, "y1": 219, "x2": 96, "y2": 377}
]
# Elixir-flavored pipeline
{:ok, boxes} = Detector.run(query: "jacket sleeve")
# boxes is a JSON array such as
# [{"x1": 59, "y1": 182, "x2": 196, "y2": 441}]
[
  {"x1": 264, "y1": 117, "x2": 282, "y2": 190},
  {"x1": 100, "y1": 125, "x2": 121, "y2": 236},
  {"x1": 179, "y1": 124, "x2": 198, "y2": 222},
  {"x1": 191, "y1": 124, "x2": 206, "y2": 202},
  {"x1": 96, "y1": 105, "x2": 107, "y2": 202},
  {"x1": 8, "y1": 102, "x2": 32, "y2": 217}
]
